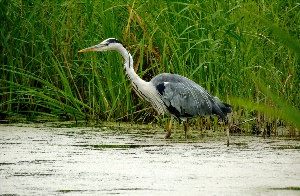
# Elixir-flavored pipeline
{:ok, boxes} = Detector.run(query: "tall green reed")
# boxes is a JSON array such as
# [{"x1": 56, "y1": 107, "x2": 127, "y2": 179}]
[{"x1": 1, "y1": 0, "x2": 299, "y2": 134}]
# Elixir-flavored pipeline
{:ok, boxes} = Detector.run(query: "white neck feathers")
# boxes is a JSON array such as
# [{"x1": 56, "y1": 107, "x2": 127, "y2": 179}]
[{"x1": 115, "y1": 45, "x2": 167, "y2": 115}]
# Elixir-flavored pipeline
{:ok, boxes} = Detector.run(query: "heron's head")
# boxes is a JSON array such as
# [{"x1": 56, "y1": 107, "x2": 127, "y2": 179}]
[{"x1": 78, "y1": 38, "x2": 123, "y2": 53}]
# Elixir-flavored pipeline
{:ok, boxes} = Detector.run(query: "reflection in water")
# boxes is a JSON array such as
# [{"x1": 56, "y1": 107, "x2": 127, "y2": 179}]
[{"x1": 0, "y1": 124, "x2": 300, "y2": 195}]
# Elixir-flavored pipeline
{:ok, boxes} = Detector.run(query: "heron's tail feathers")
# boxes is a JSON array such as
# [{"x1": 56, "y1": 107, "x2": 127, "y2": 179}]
[
  {"x1": 220, "y1": 102, "x2": 232, "y2": 114},
  {"x1": 212, "y1": 97, "x2": 232, "y2": 119}
]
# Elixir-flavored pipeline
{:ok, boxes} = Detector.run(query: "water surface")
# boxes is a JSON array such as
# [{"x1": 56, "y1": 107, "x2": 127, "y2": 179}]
[{"x1": 0, "y1": 124, "x2": 300, "y2": 195}]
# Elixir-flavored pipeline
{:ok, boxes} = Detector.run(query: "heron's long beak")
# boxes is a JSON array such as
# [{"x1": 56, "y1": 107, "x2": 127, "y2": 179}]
[{"x1": 78, "y1": 44, "x2": 105, "y2": 53}]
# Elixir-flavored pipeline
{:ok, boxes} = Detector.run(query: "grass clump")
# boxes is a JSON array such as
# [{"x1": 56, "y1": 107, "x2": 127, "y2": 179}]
[{"x1": 1, "y1": 0, "x2": 299, "y2": 136}]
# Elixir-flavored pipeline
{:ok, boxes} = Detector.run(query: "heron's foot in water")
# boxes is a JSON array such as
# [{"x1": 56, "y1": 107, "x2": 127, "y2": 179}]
[
  {"x1": 165, "y1": 130, "x2": 171, "y2": 139},
  {"x1": 165, "y1": 116, "x2": 173, "y2": 139}
]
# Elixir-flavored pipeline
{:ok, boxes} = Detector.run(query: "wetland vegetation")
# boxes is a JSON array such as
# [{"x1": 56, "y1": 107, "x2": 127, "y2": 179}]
[{"x1": 1, "y1": 0, "x2": 300, "y2": 136}]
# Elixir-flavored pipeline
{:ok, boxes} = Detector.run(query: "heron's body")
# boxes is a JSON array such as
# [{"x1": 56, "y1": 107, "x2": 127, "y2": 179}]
[
  {"x1": 79, "y1": 38, "x2": 231, "y2": 143},
  {"x1": 150, "y1": 73, "x2": 231, "y2": 120}
]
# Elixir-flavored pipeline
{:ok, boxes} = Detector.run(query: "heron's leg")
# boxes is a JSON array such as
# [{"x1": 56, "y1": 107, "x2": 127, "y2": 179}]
[
  {"x1": 165, "y1": 116, "x2": 173, "y2": 139},
  {"x1": 226, "y1": 127, "x2": 230, "y2": 147},
  {"x1": 197, "y1": 116, "x2": 203, "y2": 138},
  {"x1": 226, "y1": 113, "x2": 232, "y2": 147},
  {"x1": 183, "y1": 120, "x2": 188, "y2": 139}
]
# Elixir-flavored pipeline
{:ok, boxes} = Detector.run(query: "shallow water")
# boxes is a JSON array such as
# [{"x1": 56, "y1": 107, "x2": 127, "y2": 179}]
[{"x1": 0, "y1": 124, "x2": 300, "y2": 195}]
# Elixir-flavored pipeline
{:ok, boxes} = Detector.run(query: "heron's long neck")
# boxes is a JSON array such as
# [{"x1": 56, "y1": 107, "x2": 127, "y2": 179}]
[
  {"x1": 117, "y1": 46, "x2": 147, "y2": 86},
  {"x1": 115, "y1": 45, "x2": 167, "y2": 115}
]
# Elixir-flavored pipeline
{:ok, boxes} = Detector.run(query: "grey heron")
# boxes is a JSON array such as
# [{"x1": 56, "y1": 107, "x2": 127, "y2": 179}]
[{"x1": 79, "y1": 38, "x2": 232, "y2": 145}]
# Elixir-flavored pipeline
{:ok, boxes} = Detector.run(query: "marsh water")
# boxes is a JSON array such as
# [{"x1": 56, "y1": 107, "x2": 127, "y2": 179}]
[{"x1": 0, "y1": 124, "x2": 300, "y2": 195}]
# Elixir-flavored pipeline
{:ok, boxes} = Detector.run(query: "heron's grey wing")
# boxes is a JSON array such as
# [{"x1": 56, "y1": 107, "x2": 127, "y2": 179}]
[
  {"x1": 151, "y1": 73, "x2": 231, "y2": 119},
  {"x1": 156, "y1": 80, "x2": 213, "y2": 119}
]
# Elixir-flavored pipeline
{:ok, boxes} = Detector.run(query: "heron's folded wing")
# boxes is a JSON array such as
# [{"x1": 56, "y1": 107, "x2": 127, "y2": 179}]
[{"x1": 158, "y1": 81, "x2": 213, "y2": 118}]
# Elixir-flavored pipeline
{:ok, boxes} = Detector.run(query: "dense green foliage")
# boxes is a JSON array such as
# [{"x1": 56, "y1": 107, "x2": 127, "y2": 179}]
[{"x1": 1, "y1": 0, "x2": 299, "y2": 132}]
